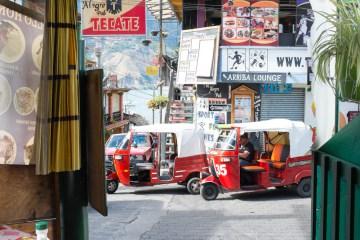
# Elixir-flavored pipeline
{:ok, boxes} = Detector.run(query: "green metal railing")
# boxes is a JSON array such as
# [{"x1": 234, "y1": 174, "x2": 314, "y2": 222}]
[{"x1": 312, "y1": 151, "x2": 360, "y2": 240}]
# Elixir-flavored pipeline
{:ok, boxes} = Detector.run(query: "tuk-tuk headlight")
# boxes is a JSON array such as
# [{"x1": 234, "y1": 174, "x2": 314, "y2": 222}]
[
  {"x1": 114, "y1": 155, "x2": 123, "y2": 160},
  {"x1": 221, "y1": 157, "x2": 232, "y2": 163}
]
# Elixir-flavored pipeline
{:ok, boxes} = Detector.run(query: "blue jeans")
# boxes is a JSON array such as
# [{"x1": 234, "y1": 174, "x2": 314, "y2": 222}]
[{"x1": 240, "y1": 159, "x2": 252, "y2": 166}]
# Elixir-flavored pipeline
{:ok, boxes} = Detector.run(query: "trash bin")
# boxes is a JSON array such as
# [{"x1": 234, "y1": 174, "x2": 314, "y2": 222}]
[{"x1": 312, "y1": 116, "x2": 360, "y2": 240}]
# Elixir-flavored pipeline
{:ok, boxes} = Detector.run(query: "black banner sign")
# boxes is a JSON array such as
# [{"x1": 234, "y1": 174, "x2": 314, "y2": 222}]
[
  {"x1": 209, "y1": 104, "x2": 231, "y2": 112},
  {"x1": 221, "y1": 72, "x2": 286, "y2": 83}
]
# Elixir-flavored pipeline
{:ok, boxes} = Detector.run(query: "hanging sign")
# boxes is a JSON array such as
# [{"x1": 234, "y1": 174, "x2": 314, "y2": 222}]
[
  {"x1": 81, "y1": 0, "x2": 146, "y2": 35},
  {"x1": 0, "y1": 4, "x2": 43, "y2": 165},
  {"x1": 146, "y1": 66, "x2": 159, "y2": 76}
]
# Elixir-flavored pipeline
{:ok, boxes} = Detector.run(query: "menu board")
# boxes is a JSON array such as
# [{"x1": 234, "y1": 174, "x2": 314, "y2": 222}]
[
  {"x1": 222, "y1": 0, "x2": 251, "y2": 45},
  {"x1": 176, "y1": 26, "x2": 220, "y2": 85},
  {"x1": 222, "y1": 0, "x2": 279, "y2": 46},
  {"x1": 0, "y1": 4, "x2": 43, "y2": 165}
]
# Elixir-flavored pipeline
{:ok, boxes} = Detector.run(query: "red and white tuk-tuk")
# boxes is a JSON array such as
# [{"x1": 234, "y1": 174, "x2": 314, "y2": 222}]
[
  {"x1": 200, "y1": 119, "x2": 313, "y2": 200},
  {"x1": 113, "y1": 124, "x2": 208, "y2": 194}
]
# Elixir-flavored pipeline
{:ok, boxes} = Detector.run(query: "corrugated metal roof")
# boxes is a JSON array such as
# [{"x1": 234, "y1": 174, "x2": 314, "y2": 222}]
[{"x1": 146, "y1": 0, "x2": 182, "y2": 21}]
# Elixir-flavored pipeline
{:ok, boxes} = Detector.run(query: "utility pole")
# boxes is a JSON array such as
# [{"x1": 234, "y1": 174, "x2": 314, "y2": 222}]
[{"x1": 159, "y1": 0, "x2": 163, "y2": 123}]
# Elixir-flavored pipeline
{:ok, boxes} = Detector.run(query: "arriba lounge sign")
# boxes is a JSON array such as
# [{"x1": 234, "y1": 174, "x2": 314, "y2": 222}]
[{"x1": 221, "y1": 72, "x2": 286, "y2": 83}]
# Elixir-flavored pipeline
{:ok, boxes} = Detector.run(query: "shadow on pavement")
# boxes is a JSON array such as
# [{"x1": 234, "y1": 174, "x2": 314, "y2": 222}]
[
  {"x1": 227, "y1": 188, "x2": 306, "y2": 201},
  {"x1": 133, "y1": 186, "x2": 188, "y2": 195}
]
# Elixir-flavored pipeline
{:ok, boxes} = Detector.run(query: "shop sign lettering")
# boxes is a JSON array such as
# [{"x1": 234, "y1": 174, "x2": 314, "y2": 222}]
[
  {"x1": 221, "y1": 72, "x2": 286, "y2": 83},
  {"x1": 82, "y1": 0, "x2": 146, "y2": 35}
]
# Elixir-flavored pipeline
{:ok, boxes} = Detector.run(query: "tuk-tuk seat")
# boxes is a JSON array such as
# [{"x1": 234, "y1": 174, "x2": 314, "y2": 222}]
[
  {"x1": 136, "y1": 162, "x2": 153, "y2": 170},
  {"x1": 269, "y1": 161, "x2": 286, "y2": 170},
  {"x1": 241, "y1": 165, "x2": 265, "y2": 173},
  {"x1": 257, "y1": 144, "x2": 289, "y2": 170},
  {"x1": 270, "y1": 144, "x2": 289, "y2": 169}
]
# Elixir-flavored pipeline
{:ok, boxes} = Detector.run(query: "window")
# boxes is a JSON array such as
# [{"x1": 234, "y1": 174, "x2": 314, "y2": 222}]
[{"x1": 231, "y1": 85, "x2": 256, "y2": 123}]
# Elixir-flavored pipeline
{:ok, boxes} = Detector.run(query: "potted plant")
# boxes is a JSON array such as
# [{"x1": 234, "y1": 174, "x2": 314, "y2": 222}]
[
  {"x1": 147, "y1": 99, "x2": 158, "y2": 109},
  {"x1": 147, "y1": 96, "x2": 169, "y2": 110},
  {"x1": 313, "y1": 0, "x2": 360, "y2": 101},
  {"x1": 154, "y1": 96, "x2": 169, "y2": 109}
]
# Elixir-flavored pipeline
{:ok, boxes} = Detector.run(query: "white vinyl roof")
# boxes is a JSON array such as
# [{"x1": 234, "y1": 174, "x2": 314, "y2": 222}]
[
  {"x1": 146, "y1": 0, "x2": 177, "y2": 20},
  {"x1": 232, "y1": 119, "x2": 313, "y2": 158},
  {"x1": 133, "y1": 124, "x2": 206, "y2": 157}
]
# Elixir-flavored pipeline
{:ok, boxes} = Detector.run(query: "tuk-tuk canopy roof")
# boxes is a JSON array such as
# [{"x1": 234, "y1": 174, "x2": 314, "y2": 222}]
[
  {"x1": 230, "y1": 119, "x2": 313, "y2": 158},
  {"x1": 132, "y1": 124, "x2": 206, "y2": 158}
]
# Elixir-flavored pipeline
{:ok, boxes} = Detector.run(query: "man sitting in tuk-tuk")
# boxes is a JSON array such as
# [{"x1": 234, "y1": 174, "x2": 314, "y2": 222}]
[{"x1": 238, "y1": 133, "x2": 255, "y2": 166}]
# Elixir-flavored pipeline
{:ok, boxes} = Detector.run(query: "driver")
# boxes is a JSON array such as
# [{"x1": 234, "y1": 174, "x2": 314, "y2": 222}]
[{"x1": 238, "y1": 133, "x2": 255, "y2": 166}]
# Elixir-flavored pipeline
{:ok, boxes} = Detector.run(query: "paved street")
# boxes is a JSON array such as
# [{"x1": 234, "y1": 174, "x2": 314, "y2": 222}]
[{"x1": 89, "y1": 184, "x2": 311, "y2": 240}]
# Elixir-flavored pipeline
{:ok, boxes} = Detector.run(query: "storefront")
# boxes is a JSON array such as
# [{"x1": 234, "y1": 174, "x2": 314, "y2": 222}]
[
  {"x1": 192, "y1": 46, "x2": 310, "y2": 150},
  {"x1": 219, "y1": 46, "x2": 310, "y2": 123}
]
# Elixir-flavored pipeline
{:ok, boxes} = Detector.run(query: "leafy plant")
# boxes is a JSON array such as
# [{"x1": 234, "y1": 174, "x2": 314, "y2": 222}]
[
  {"x1": 147, "y1": 96, "x2": 169, "y2": 109},
  {"x1": 147, "y1": 99, "x2": 158, "y2": 109},
  {"x1": 313, "y1": 0, "x2": 360, "y2": 101},
  {"x1": 154, "y1": 96, "x2": 169, "y2": 108}
]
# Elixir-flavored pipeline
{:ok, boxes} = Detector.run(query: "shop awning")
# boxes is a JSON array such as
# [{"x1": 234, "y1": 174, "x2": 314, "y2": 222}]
[
  {"x1": 146, "y1": 0, "x2": 182, "y2": 21},
  {"x1": 105, "y1": 120, "x2": 129, "y2": 131}
]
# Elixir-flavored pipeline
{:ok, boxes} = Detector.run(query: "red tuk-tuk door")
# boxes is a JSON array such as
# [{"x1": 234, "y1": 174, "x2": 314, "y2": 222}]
[
  {"x1": 212, "y1": 153, "x2": 240, "y2": 191},
  {"x1": 210, "y1": 127, "x2": 241, "y2": 191},
  {"x1": 113, "y1": 135, "x2": 132, "y2": 186}
]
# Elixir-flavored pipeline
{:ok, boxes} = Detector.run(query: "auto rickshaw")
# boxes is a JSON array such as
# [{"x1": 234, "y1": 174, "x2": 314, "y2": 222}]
[
  {"x1": 200, "y1": 119, "x2": 313, "y2": 200},
  {"x1": 113, "y1": 124, "x2": 208, "y2": 194}
]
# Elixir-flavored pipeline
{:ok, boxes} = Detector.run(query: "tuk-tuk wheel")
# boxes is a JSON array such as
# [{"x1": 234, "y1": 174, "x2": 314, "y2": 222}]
[
  {"x1": 296, "y1": 178, "x2": 311, "y2": 198},
  {"x1": 187, "y1": 177, "x2": 201, "y2": 194},
  {"x1": 201, "y1": 183, "x2": 219, "y2": 201},
  {"x1": 107, "y1": 180, "x2": 119, "y2": 194}
]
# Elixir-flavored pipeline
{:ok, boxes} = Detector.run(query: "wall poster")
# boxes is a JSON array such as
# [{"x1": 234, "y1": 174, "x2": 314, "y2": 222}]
[
  {"x1": 81, "y1": 0, "x2": 146, "y2": 35},
  {"x1": 222, "y1": 0, "x2": 279, "y2": 46},
  {"x1": 196, "y1": 98, "x2": 227, "y2": 152},
  {"x1": 222, "y1": 0, "x2": 251, "y2": 46},
  {"x1": 0, "y1": 4, "x2": 43, "y2": 165},
  {"x1": 295, "y1": 0, "x2": 314, "y2": 46}
]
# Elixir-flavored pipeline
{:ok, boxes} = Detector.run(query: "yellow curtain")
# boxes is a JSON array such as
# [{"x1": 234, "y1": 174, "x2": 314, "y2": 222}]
[{"x1": 33, "y1": 0, "x2": 80, "y2": 174}]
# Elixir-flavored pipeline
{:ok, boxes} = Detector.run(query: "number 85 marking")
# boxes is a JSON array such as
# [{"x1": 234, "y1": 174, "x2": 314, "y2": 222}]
[{"x1": 215, "y1": 164, "x2": 227, "y2": 176}]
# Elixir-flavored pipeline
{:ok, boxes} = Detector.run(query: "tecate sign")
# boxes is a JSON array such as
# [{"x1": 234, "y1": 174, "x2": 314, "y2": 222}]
[
  {"x1": 81, "y1": 0, "x2": 146, "y2": 35},
  {"x1": 221, "y1": 72, "x2": 286, "y2": 83}
]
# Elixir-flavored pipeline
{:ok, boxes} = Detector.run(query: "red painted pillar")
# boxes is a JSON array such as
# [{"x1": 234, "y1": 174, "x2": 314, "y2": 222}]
[
  {"x1": 119, "y1": 93, "x2": 123, "y2": 121},
  {"x1": 108, "y1": 92, "x2": 113, "y2": 121}
]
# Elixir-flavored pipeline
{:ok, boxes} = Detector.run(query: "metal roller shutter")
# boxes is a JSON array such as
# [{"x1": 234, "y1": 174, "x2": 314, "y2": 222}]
[{"x1": 260, "y1": 88, "x2": 305, "y2": 121}]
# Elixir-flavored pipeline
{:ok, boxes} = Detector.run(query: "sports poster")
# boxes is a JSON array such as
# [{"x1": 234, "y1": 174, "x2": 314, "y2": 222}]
[
  {"x1": 0, "y1": 4, "x2": 43, "y2": 165},
  {"x1": 295, "y1": 0, "x2": 314, "y2": 46},
  {"x1": 222, "y1": 0, "x2": 279, "y2": 46}
]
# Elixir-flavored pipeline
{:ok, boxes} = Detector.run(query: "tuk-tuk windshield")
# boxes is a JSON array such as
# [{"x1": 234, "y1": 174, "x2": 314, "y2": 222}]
[
  {"x1": 132, "y1": 134, "x2": 150, "y2": 147},
  {"x1": 214, "y1": 129, "x2": 237, "y2": 150},
  {"x1": 117, "y1": 133, "x2": 150, "y2": 150},
  {"x1": 106, "y1": 134, "x2": 126, "y2": 148},
  {"x1": 118, "y1": 132, "x2": 131, "y2": 150}
]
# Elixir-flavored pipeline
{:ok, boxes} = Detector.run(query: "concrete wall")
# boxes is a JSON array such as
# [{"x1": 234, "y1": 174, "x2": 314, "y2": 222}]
[{"x1": 309, "y1": 0, "x2": 336, "y2": 148}]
